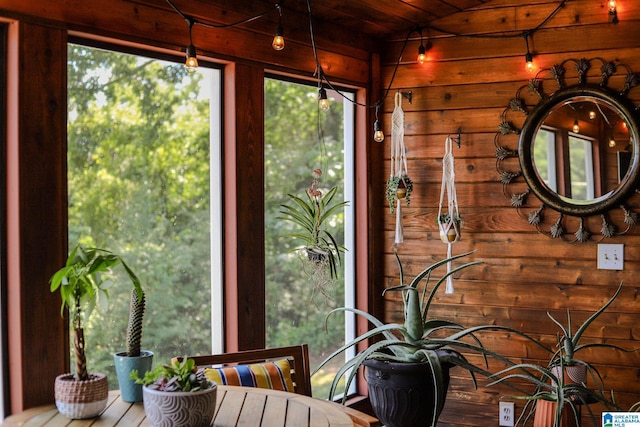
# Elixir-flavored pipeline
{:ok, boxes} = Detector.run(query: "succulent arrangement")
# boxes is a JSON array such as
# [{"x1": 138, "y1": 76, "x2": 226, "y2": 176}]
[{"x1": 132, "y1": 357, "x2": 214, "y2": 392}]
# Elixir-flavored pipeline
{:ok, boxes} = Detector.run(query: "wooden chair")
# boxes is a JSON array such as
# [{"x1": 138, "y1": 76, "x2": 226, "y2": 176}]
[{"x1": 177, "y1": 344, "x2": 380, "y2": 427}]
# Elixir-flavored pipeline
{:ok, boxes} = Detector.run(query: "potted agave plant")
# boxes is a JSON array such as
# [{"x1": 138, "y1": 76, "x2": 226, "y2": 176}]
[
  {"x1": 278, "y1": 168, "x2": 348, "y2": 293},
  {"x1": 113, "y1": 286, "x2": 153, "y2": 402},
  {"x1": 314, "y1": 249, "x2": 527, "y2": 427},
  {"x1": 50, "y1": 244, "x2": 143, "y2": 419},
  {"x1": 132, "y1": 357, "x2": 217, "y2": 427},
  {"x1": 488, "y1": 282, "x2": 633, "y2": 427}
]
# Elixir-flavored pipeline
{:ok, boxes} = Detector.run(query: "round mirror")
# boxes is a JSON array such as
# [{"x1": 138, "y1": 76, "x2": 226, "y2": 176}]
[
  {"x1": 519, "y1": 86, "x2": 640, "y2": 216},
  {"x1": 495, "y1": 58, "x2": 640, "y2": 241}
]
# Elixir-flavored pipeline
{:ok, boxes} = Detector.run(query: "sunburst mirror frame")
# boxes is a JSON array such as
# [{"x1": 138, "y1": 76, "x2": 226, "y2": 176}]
[{"x1": 495, "y1": 58, "x2": 640, "y2": 243}]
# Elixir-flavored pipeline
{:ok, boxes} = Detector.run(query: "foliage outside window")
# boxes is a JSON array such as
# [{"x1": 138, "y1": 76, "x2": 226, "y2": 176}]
[{"x1": 67, "y1": 44, "x2": 218, "y2": 388}]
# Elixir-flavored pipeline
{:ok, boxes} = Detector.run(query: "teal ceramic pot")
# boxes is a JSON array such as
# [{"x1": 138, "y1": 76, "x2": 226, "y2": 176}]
[{"x1": 113, "y1": 350, "x2": 154, "y2": 402}]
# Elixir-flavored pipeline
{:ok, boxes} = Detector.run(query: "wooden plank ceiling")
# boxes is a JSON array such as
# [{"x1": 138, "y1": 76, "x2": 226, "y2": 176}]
[{"x1": 160, "y1": 0, "x2": 495, "y2": 43}]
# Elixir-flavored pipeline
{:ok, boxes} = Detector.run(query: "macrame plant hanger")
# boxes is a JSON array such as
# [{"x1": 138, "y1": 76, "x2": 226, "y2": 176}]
[
  {"x1": 437, "y1": 135, "x2": 461, "y2": 294},
  {"x1": 391, "y1": 91, "x2": 408, "y2": 244}
]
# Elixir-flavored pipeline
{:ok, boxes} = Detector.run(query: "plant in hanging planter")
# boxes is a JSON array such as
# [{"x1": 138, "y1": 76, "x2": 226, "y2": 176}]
[
  {"x1": 437, "y1": 212, "x2": 463, "y2": 243},
  {"x1": 313, "y1": 249, "x2": 541, "y2": 427},
  {"x1": 132, "y1": 357, "x2": 217, "y2": 427},
  {"x1": 488, "y1": 282, "x2": 634, "y2": 427},
  {"x1": 50, "y1": 244, "x2": 143, "y2": 419},
  {"x1": 385, "y1": 174, "x2": 413, "y2": 213},
  {"x1": 278, "y1": 169, "x2": 348, "y2": 292}
]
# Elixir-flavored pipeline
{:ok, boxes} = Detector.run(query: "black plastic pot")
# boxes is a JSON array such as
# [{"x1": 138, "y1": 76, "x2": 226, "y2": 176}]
[{"x1": 363, "y1": 358, "x2": 451, "y2": 427}]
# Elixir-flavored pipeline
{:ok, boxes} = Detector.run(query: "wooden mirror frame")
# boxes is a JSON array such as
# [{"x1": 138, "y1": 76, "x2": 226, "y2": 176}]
[{"x1": 495, "y1": 58, "x2": 640, "y2": 242}]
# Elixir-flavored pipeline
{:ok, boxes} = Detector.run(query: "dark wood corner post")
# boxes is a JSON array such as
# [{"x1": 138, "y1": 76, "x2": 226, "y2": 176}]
[
  {"x1": 223, "y1": 63, "x2": 266, "y2": 352},
  {"x1": 6, "y1": 20, "x2": 68, "y2": 413}
]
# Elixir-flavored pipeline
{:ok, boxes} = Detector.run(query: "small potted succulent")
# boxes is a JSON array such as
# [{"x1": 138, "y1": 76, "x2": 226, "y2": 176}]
[
  {"x1": 113, "y1": 286, "x2": 153, "y2": 402},
  {"x1": 278, "y1": 169, "x2": 348, "y2": 293},
  {"x1": 132, "y1": 357, "x2": 217, "y2": 427},
  {"x1": 385, "y1": 174, "x2": 413, "y2": 213},
  {"x1": 50, "y1": 244, "x2": 142, "y2": 419}
]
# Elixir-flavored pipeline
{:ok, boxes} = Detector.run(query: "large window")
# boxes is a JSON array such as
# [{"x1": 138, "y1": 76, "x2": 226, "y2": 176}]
[
  {"x1": 67, "y1": 43, "x2": 222, "y2": 388},
  {"x1": 264, "y1": 78, "x2": 355, "y2": 398}
]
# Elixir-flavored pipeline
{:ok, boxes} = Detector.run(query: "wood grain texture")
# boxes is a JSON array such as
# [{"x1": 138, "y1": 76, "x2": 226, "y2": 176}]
[{"x1": 375, "y1": 0, "x2": 640, "y2": 424}]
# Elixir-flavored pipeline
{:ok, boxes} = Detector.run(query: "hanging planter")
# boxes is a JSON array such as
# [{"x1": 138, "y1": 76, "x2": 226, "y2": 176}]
[
  {"x1": 385, "y1": 174, "x2": 413, "y2": 213},
  {"x1": 437, "y1": 213, "x2": 462, "y2": 243}
]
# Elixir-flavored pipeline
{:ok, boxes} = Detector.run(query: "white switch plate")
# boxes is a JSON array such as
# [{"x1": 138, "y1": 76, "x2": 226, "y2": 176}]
[{"x1": 597, "y1": 243, "x2": 624, "y2": 270}]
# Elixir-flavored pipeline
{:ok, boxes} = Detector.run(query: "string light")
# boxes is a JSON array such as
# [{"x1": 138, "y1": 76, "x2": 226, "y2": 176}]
[
  {"x1": 185, "y1": 18, "x2": 198, "y2": 73},
  {"x1": 318, "y1": 86, "x2": 330, "y2": 112},
  {"x1": 589, "y1": 110, "x2": 596, "y2": 120},
  {"x1": 417, "y1": 29, "x2": 427, "y2": 64},
  {"x1": 272, "y1": 3, "x2": 285, "y2": 51},
  {"x1": 608, "y1": 0, "x2": 619, "y2": 23},
  {"x1": 523, "y1": 32, "x2": 535, "y2": 73},
  {"x1": 573, "y1": 119, "x2": 580, "y2": 134}
]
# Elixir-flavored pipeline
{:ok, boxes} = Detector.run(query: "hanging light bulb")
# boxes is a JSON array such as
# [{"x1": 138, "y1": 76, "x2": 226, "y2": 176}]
[
  {"x1": 373, "y1": 120, "x2": 385, "y2": 143},
  {"x1": 318, "y1": 87, "x2": 330, "y2": 112},
  {"x1": 589, "y1": 110, "x2": 596, "y2": 120},
  {"x1": 573, "y1": 119, "x2": 580, "y2": 133},
  {"x1": 417, "y1": 44, "x2": 427, "y2": 64},
  {"x1": 523, "y1": 32, "x2": 535, "y2": 73},
  {"x1": 609, "y1": 135, "x2": 617, "y2": 147},
  {"x1": 272, "y1": 4, "x2": 285, "y2": 51},
  {"x1": 417, "y1": 28, "x2": 427, "y2": 64},
  {"x1": 272, "y1": 25, "x2": 285, "y2": 51},
  {"x1": 608, "y1": 0, "x2": 619, "y2": 23},
  {"x1": 185, "y1": 18, "x2": 198, "y2": 73}
]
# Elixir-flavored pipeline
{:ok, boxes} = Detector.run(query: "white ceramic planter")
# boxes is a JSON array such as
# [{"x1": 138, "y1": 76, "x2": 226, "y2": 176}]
[
  {"x1": 142, "y1": 384, "x2": 217, "y2": 427},
  {"x1": 54, "y1": 372, "x2": 108, "y2": 419}
]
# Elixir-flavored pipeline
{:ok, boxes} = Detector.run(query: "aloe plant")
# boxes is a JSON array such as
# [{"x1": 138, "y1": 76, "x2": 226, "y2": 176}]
[
  {"x1": 313, "y1": 249, "x2": 549, "y2": 427},
  {"x1": 488, "y1": 282, "x2": 634, "y2": 427},
  {"x1": 50, "y1": 245, "x2": 142, "y2": 381}
]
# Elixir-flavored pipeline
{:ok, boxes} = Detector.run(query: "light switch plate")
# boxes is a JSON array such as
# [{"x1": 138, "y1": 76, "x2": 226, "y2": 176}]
[{"x1": 597, "y1": 243, "x2": 624, "y2": 270}]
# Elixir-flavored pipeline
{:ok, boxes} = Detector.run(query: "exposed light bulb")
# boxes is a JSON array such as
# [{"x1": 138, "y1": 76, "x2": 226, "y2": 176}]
[
  {"x1": 608, "y1": 0, "x2": 619, "y2": 23},
  {"x1": 417, "y1": 44, "x2": 426, "y2": 64},
  {"x1": 609, "y1": 137, "x2": 616, "y2": 147},
  {"x1": 272, "y1": 25, "x2": 285, "y2": 51},
  {"x1": 373, "y1": 120, "x2": 384, "y2": 143},
  {"x1": 318, "y1": 87, "x2": 330, "y2": 112},
  {"x1": 573, "y1": 119, "x2": 580, "y2": 134},
  {"x1": 185, "y1": 44, "x2": 198, "y2": 73},
  {"x1": 589, "y1": 110, "x2": 596, "y2": 120},
  {"x1": 525, "y1": 52, "x2": 535, "y2": 73}
]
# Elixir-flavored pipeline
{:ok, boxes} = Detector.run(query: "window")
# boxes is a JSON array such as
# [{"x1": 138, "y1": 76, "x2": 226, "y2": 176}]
[
  {"x1": 264, "y1": 78, "x2": 355, "y2": 398},
  {"x1": 67, "y1": 43, "x2": 222, "y2": 388},
  {"x1": 568, "y1": 134, "x2": 595, "y2": 200},
  {"x1": 533, "y1": 127, "x2": 557, "y2": 192}
]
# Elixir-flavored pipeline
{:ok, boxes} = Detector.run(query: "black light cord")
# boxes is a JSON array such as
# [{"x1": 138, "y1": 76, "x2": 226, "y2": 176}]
[{"x1": 166, "y1": 0, "x2": 281, "y2": 30}]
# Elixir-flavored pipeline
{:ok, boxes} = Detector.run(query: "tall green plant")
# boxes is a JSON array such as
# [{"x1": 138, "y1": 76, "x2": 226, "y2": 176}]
[{"x1": 50, "y1": 245, "x2": 142, "y2": 380}]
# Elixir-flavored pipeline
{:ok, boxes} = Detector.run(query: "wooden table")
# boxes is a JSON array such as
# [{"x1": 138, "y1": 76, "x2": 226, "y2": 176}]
[{"x1": 1, "y1": 386, "x2": 363, "y2": 426}]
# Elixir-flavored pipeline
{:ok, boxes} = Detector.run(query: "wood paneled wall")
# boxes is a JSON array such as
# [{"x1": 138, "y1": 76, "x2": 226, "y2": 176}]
[{"x1": 375, "y1": 0, "x2": 640, "y2": 425}]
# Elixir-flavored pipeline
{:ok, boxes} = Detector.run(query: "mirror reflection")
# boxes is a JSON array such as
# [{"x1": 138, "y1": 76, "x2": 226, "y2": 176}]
[{"x1": 531, "y1": 96, "x2": 632, "y2": 205}]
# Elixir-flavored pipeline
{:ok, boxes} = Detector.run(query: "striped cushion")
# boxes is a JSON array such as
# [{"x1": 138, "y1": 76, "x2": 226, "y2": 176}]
[{"x1": 204, "y1": 358, "x2": 295, "y2": 392}]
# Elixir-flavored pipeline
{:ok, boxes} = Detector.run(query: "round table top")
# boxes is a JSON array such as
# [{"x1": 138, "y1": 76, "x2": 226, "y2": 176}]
[{"x1": 1, "y1": 385, "x2": 359, "y2": 426}]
